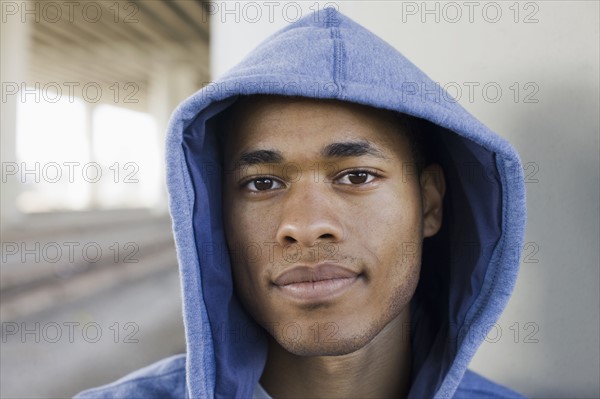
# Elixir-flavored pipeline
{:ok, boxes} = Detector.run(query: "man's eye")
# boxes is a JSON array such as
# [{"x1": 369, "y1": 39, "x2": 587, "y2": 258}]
[
  {"x1": 244, "y1": 177, "x2": 284, "y2": 192},
  {"x1": 336, "y1": 170, "x2": 379, "y2": 185}
]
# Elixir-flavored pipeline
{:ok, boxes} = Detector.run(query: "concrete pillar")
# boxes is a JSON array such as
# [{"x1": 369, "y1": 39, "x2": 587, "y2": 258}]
[{"x1": 1, "y1": 12, "x2": 30, "y2": 231}]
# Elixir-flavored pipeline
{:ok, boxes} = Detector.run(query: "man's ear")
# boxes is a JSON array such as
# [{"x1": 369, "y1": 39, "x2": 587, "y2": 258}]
[{"x1": 420, "y1": 164, "x2": 446, "y2": 238}]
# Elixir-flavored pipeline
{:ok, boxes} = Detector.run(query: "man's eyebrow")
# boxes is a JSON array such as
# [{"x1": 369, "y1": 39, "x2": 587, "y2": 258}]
[
  {"x1": 232, "y1": 141, "x2": 387, "y2": 170},
  {"x1": 234, "y1": 149, "x2": 284, "y2": 169},
  {"x1": 321, "y1": 140, "x2": 388, "y2": 159}
]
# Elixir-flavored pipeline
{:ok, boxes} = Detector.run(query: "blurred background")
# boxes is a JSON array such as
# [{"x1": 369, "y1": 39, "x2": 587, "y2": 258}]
[
  {"x1": 1, "y1": 1, "x2": 599, "y2": 398},
  {"x1": 1, "y1": 0, "x2": 207, "y2": 396}
]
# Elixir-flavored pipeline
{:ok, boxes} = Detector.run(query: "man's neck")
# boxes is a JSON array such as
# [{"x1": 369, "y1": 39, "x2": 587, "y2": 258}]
[{"x1": 260, "y1": 308, "x2": 412, "y2": 399}]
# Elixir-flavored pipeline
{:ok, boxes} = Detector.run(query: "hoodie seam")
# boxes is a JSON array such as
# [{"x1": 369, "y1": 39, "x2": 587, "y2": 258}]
[{"x1": 329, "y1": 25, "x2": 345, "y2": 94}]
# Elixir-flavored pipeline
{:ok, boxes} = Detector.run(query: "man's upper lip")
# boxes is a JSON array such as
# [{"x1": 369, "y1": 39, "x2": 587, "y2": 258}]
[{"x1": 273, "y1": 264, "x2": 359, "y2": 286}]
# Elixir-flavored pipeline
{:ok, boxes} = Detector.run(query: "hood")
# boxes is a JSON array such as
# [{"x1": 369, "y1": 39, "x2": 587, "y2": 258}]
[{"x1": 165, "y1": 8, "x2": 526, "y2": 399}]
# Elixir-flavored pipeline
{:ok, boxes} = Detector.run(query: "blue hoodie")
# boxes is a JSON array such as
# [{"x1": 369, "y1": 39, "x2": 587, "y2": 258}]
[{"x1": 75, "y1": 8, "x2": 527, "y2": 399}]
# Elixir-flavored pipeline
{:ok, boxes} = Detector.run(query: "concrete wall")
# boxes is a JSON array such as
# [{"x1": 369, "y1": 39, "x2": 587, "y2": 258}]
[{"x1": 210, "y1": 1, "x2": 600, "y2": 397}]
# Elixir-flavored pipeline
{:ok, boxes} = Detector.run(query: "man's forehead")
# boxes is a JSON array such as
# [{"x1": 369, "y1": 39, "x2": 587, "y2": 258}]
[
  {"x1": 224, "y1": 96, "x2": 404, "y2": 142},
  {"x1": 230, "y1": 95, "x2": 390, "y2": 125},
  {"x1": 219, "y1": 95, "x2": 416, "y2": 169}
]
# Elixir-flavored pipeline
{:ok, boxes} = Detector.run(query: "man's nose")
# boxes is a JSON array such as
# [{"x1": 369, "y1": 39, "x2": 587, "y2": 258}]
[{"x1": 275, "y1": 184, "x2": 344, "y2": 248}]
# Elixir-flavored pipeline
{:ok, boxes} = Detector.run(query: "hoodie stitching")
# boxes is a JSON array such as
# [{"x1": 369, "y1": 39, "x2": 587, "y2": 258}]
[
  {"x1": 331, "y1": 29, "x2": 342, "y2": 88},
  {"x1": 325, "y1": 9, "x2": 345, "y2": 95}
]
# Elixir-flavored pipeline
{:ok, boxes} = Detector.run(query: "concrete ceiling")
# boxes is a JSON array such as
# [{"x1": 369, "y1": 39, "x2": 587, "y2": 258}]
[{"x1": 26, "y1": 0, "x2": 211, "y2": 111}]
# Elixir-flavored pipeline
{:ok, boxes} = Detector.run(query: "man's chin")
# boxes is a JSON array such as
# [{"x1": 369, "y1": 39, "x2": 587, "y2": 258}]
[{"x1": 272, "y1": 332, "x2": 373, "y2": 357}]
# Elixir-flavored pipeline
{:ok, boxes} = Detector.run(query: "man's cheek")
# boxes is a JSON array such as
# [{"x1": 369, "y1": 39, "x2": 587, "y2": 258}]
[{"x1": 232, "y1": 262, "x2": 265, "y2": 317}]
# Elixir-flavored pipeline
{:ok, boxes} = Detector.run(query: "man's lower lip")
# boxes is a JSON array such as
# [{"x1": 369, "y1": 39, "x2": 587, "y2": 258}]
[{"x1": 275, "y1": 276, "x2": 360, "y2": 302}]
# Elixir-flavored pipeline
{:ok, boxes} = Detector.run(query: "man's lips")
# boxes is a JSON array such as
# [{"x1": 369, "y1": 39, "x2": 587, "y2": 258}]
[
  {"x1": 272, "y1": 263, "x2": 361, "y2": 302},
  {"x1": 273, "y1": 264, "x2": 359, "y2": 286}
]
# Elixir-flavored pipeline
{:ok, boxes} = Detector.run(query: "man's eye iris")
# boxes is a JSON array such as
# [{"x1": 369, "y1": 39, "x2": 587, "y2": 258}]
[
  {"x1": 338, "y1": 170, "x2": 377, "y2": 185},
  {"x1": 253, "y1": 178, "x2": 274, "y2": 191},
  {"x1": 347, "y1": 172, "x2": 369, "y2": 184}
]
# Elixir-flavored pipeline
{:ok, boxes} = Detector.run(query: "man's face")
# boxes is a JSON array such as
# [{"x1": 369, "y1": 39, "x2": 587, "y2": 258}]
[{"x1": 222, "y1": 97, "x2": 443, "y2": 356}]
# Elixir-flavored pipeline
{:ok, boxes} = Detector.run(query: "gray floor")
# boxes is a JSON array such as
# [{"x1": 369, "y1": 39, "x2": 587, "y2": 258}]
[{"x1": 1, "y1": 211, "x2": 186, "y2": 398}]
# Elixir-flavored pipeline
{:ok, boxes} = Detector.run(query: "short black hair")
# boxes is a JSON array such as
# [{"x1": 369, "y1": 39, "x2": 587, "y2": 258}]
[{"x1": 393, "y1": 112, "x2": 438, "y2": 176}]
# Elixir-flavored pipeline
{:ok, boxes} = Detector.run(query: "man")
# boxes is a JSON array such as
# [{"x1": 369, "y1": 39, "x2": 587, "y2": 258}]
[{"x1": 75, "y1": 8, "x2": 526, "y2": 398}]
